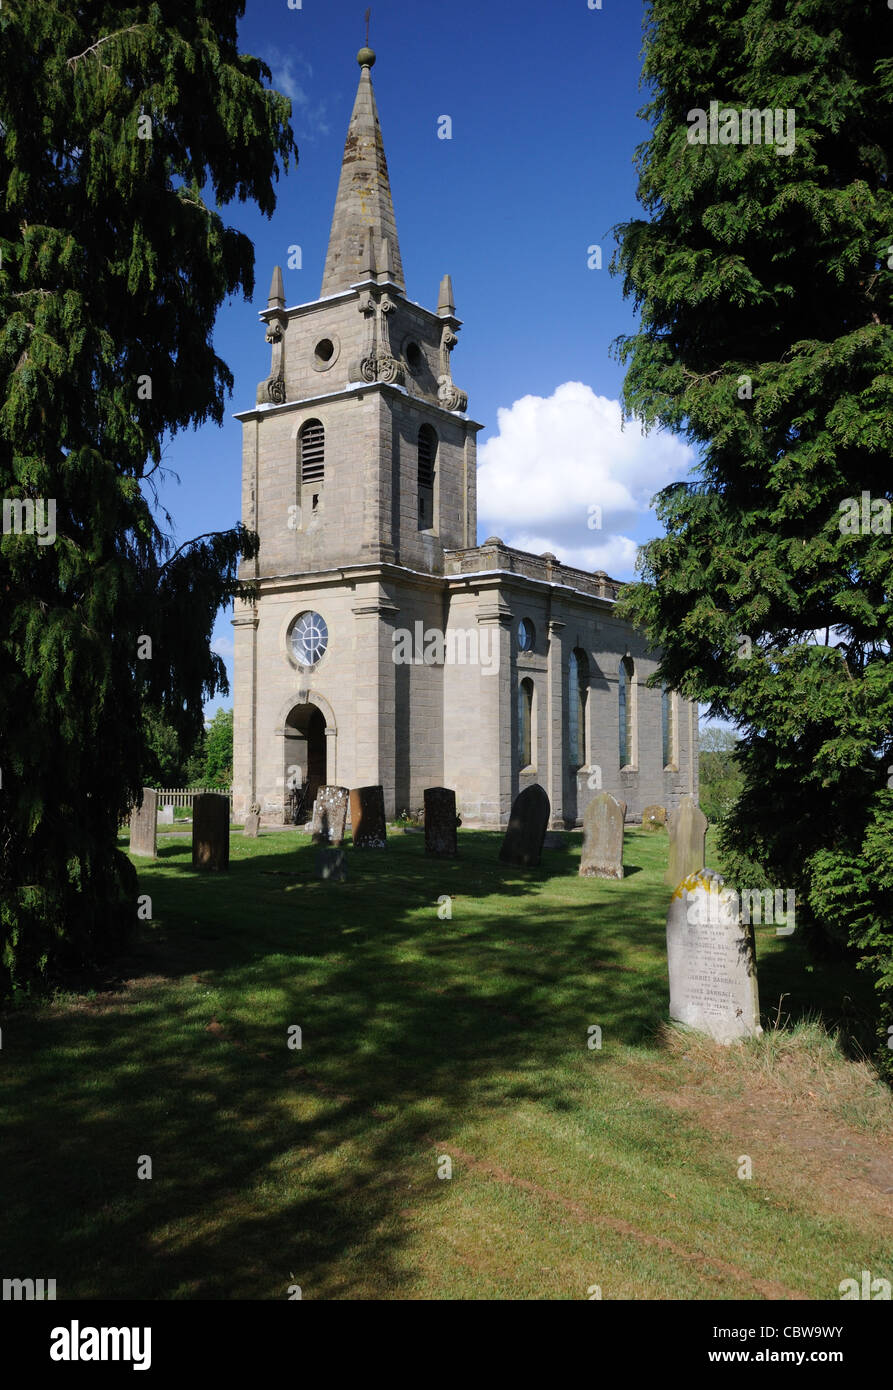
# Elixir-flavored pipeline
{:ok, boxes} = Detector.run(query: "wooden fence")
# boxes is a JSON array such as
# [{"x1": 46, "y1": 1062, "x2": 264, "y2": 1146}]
[{"x1": 154, "y1": 787, "x2": 233, "y2": 812}]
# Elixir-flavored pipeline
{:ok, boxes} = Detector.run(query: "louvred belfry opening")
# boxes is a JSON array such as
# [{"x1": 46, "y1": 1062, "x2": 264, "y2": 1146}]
[
  {"x1": 418, "y1": 425, "x2": 436, "y2": 488},
  {"x1": 301, "y1": 421, "x2": 325, "y2": 485}
]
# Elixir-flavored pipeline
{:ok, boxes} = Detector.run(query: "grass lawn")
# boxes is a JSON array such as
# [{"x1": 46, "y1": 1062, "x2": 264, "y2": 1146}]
[{"x1": 2, "y1": 824, "x2": 891, "y2": 1300}]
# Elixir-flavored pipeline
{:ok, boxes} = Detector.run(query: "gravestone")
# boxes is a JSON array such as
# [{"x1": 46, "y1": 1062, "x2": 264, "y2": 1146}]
[
  {"x1": 498, "y1": 784, "x2": 550, "y2": 867},
  {"x1": 243, "y1": 809, "x2": 261, "y2": 838},
  {"x1": 642, "y1": 804, "x2": 666, "y2": 828},
  {"x1": 157, "y1": 804, "x2": 174, "y2": 826},
  {"x1": 129, "y1": 788, "x2": 158, "y2": 858},
  {"x1": 542, "y1": 831, "x2": 567, "y2": 851},
  {"x1": 312, "y1": 785, "x2": 349, "y2": 845},
  {"x1": 316, "y1": 848, "x2": 348, "y2": 882},
  {"x1": 192, "y1": 793, "x2": 230, "y2": 871},
  {"x1": 349, "y1": 786, "x2": 387, "y2": 849},
  {"x1": 664, "y1": 796, "x2": 708, "y2": 888},
  {"x1": 579, "y1": 792, "x2": 626, "y2": 879},
  {"x1": 666, "y1": 870, "x2": 762, "y2": 1042},
  {"x1": 424, "y1": 787, "x2": 458, "y2": 857}
]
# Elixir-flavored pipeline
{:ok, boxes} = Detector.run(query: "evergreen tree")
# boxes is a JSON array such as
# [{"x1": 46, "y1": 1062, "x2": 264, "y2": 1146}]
[
  {"x1": 0, "y1": 3, "x2": 296, "y2": 991},
  {"x1": 613, "y1": 1, "x2": 893, "y2": 1047}
]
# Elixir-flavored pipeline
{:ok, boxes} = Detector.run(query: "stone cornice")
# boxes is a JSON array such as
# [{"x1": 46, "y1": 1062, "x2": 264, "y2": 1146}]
[
  {"x1": 248, "y1": 562, "x2": 447, "y2": 594},
  {"x1": 351, "y1": 601, "x2": 400, "y2": 617},
  {"x1": 256, "y1": 285, "x2": 463, "y2": 337},
  {"x1": 443, "y1": 569, "x2": 617, "y2": 610},
  {"x1": 234, "y1": 380, "x2": 483, "y2": 430},
  {"x1": 258, "y1": 290, "x2": 356, "y2": 322},
  {"x1": 243, "y1": 560, "x2": 618, "y2": 611}
]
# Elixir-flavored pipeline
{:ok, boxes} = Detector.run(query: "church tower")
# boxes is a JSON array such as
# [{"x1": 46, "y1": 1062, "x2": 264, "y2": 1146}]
[
  {"x1": 233, "y1": 42, "x2": 699, "y2": 831},
  {"x1": 232, "y1": 44, "x2": 482, "y2": 821}
]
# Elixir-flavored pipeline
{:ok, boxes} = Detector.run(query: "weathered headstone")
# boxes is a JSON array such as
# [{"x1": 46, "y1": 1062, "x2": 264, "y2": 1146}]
[
  {"x1": 192, "y1": 793, "x2": 230, "y2": 871},
  {"x1": 312, "y1": 785, "x2": 349, "y2": 845},
  {"x1": 542, "y1": 831, "x2": 567, "y2": 851},
  {"x1": 129, "y1": 788, "x2": 158, "y2": 858},
  {"x1": 666, "y1": 869, "x2": 762, "y2": 1042},
  {"x1": 349, "y1": 785, "x2": 387, "y2": 849},
  {"x1": 663, "y1": 795, "x2": 708, "y2": 888},
  {"x1": 642, "y1": 804, "x2": 666, "y2": 828},
  {"x1": 243, "y1": 811, "x2": 261, "y2": 839},
  {"x1": 424, "y1": 787, "x2": 458, "y2": 857},
  {"x1": 316, "y1": 848, "x2": 348, "y2": 882},
  {"x1": 157, "y1": 804, "x2": 174, "y2": 826},
  {"x1": 498, "y1": 784, "x2": 550, "y2": 867},
  {"x1": 579, "y1": 792, "x2": 626, "y2": 879}
]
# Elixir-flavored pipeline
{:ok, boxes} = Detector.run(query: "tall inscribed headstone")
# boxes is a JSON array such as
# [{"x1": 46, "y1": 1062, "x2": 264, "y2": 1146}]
[
  {"x1": 579, "y1": 792, "x2": 626, "y2": 879},
  {"x1": 350, "y1": 785, "x2": 387, "y2": 849},
  {"x1": 192, "y1": 793, "x2": 230, "y2": 872},
  {"x1": 498, "y1": 785, "x2": 550, "y2": 867},
  {"x1": 312, "y1": 786, "x2": 350, "y2": 845},
  {"x1": 424, "y1": 787, "x2": 458, "y2": 858},
  {"x1": 664, "y1": 795, "x2": 708, "y2": 888},
  {"x1": 129, "y1": 788, "x2": 157, "y2": 859},
  {"x1": 666, "y1": 870, "x2": 762, "y2": 1043}
]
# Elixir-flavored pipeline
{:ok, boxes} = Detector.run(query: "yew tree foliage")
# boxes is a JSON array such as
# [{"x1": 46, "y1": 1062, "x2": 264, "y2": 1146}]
[
  {"x1": 0, "y1": 2, "x2": 296, "y2": 991},
  {"x1": 613, "y1": 0, "x2": 893, "y2": 1037}
]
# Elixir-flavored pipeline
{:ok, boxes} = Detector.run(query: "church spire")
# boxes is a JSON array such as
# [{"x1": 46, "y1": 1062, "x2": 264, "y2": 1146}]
[{"x1": 320, "y1": 42, "x2": 405, "y2": 297}]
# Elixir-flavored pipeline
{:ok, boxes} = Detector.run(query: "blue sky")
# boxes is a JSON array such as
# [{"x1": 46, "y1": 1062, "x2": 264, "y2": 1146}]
[{"x1": 151, "y1": 0, "x2": 702, "y2": 715}]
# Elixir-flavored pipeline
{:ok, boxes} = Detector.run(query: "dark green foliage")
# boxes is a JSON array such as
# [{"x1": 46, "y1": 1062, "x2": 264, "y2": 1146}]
[
  {"x1": 143, "y1": 705, "x2": 206, "y2": 787},
  {"x1": 203, "y1": 708, "x2": 233, "y2": 788},
  {"x1": 143, "y1": 706, "x2": 183, "y2": 788},
  {"x1": 613, "y1": 1, "x2": 893, "y2": 1046},
  {"x1": 0, "y1": 2, "x2": 296, "y2": 992}
]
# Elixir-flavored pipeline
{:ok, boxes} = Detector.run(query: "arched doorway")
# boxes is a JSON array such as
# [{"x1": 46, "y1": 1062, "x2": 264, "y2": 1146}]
[{"x1": 284, "y1": 703, "x2": 328, "y2": 818}]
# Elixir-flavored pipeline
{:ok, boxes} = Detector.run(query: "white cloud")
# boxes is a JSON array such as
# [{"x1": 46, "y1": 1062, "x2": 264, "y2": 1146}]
[
  {"x1": 504, "y1": 531, "x2": 640, "y2": 577},
  {"x1": 476, "y1": 381, "x2": 696, "y2": 580},
  {"x1": 211, "y1": 634, "x2": 234, "y2": 660},
  {"x1": 263, "y1": 53, "x2": 330, "y2": 139}
]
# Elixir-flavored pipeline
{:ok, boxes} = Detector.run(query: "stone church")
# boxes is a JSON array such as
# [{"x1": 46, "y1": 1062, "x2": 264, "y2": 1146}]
[{"x1": 231, "y1": 44, "x2": 698, "y2": 828}]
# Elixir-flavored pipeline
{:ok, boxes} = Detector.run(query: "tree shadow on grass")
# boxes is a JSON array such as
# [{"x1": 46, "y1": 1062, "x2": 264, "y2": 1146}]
[{"x1": 0, "y1": 828, "x2": 866, "y2": 1299}]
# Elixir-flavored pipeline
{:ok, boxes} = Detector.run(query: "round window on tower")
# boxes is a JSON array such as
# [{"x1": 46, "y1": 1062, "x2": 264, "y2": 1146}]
[
  {"x1": 405, "y1": 341, "x2": 423, "y2": 372},
  {"x1": 290, "y1": 611, "x2": 329, "y2": 667},
  {"x1": 518, "y1": 619, "x2": 534, "y2": 653},
  {"x1": 311, "y1": 335, "x2": 340, "y2": 371}
]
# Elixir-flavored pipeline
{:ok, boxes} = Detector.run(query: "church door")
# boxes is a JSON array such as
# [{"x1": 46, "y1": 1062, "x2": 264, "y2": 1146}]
[
  {"x1": 284, "y1": 703, "x2": 329, "y2": 821},
  {"x1": 305, "y1": 706, "x2": 327, "y2": 806}
]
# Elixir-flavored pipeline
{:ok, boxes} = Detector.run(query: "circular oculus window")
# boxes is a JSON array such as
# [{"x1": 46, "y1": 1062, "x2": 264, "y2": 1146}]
[
  {"x1": 518, "y1": 619, "x2": 534, "y2": 652},
  {"x1": 311, "y1": 335, "x2": 339, "y2": 371},
  {"x1": 290, "y1": 611, "x2": 329, "y2": 666}
]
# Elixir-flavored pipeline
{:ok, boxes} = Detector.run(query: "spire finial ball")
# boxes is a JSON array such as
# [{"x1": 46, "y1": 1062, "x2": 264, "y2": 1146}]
[{"x1": 357, "y1": 46, "x2": 376, "y2": 68}]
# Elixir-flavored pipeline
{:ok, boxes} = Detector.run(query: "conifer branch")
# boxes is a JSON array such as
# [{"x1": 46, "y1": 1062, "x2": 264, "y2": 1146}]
[
  {"x1": 158, "y1": 532, "x2": 228, "y2": 571},
  {"x1": 67, "y1": 25, "x2": 144, "y2": 70}
]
